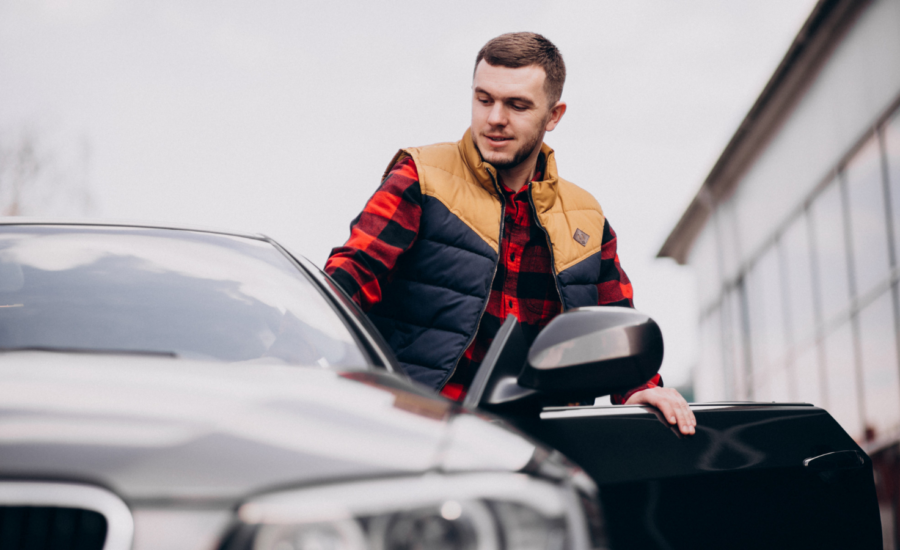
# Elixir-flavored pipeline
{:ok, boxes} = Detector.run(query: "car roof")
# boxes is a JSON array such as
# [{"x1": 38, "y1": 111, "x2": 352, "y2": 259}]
[{"x1": 0, "y1": 217, "x2": 269, "y2": 242}]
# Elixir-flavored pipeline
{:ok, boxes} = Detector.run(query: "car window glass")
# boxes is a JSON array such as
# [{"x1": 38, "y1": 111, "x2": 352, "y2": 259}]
[{"x1": 0, "y1": 226, "x2": 368, "y2": 369}]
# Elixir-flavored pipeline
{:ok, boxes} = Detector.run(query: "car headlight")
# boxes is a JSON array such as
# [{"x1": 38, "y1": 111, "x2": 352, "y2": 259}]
[{"x1": 229, "y1": 472, "x2": 601, "y2": 550}]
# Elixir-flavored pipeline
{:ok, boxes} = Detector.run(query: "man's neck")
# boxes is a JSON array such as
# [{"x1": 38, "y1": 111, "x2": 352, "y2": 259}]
[{"x1": 497, "y1": 149, "x2": 541, "y2": 193}]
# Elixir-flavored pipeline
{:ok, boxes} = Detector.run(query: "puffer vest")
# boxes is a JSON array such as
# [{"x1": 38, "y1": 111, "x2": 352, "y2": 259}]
[{"x1": 368, "y1": 129, "x2": 608, "y2": 391}]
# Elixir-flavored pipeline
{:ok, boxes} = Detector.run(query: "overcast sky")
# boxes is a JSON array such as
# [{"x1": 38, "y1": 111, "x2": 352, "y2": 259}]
[{"x1": 0, "y1": 0, "x2": 818, "y2": 389}]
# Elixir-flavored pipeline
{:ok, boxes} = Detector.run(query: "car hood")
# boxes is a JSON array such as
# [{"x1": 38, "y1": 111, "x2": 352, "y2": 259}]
[{"x1": 0, "y1": 353, "x2": 539, "y2": 504}]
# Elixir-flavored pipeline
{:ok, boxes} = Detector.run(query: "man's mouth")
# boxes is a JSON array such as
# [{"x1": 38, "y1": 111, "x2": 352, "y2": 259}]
[{"x1": 485, "y1": 135, "x2": 513, "y2": 146}]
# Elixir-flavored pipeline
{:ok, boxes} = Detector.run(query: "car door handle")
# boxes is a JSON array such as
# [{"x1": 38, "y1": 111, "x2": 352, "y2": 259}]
[{"x1": 803, "y1": 450, "x2": 865, "y2": 472}]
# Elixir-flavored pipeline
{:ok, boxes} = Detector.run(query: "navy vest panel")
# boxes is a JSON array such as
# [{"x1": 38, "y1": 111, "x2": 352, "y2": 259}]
[
  {"x1": 368, "y1": 195, "x2": 498, "y2": 390},
  {"x1": 556, "y1": 249, "x2": 602, "y2": 310}
]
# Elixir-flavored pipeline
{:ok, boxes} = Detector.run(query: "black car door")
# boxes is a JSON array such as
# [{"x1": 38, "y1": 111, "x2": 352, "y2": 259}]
[
  {"x1": 473, "y1": 311, "x2": 882, "y2": 549},
  {"x1": 525, "y1": 402, "x2": 881, "y2": 549}
]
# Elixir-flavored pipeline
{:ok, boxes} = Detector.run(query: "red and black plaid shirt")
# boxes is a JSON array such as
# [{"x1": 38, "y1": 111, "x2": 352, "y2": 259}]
[{"x1": 326, "y1": 154, "x2": 660, "y2": 403}]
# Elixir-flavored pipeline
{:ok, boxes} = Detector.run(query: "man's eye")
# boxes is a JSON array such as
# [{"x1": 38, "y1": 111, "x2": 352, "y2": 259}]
[
  {"x1": 478, "y1": 98, "x2": 491, "y2": 105},
  {"x1": 510, "y1": 104, "x2": 527, "y2": 111}
]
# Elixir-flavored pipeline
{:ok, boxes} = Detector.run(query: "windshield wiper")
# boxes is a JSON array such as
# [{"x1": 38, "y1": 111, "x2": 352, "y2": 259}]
[{"x1": 0, "y1": 346, "x2": 178, "y2": 358}]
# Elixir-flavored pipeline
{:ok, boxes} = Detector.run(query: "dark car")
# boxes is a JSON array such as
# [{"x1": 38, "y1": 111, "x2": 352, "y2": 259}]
[{"x1": 0, "y1": 221, "x2": 883, "y2": 550}]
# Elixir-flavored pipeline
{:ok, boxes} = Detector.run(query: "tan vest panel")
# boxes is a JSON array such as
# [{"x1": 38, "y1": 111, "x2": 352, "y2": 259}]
[{"x1": 387, "y1": 130, "x2": 606, "y2": 273}]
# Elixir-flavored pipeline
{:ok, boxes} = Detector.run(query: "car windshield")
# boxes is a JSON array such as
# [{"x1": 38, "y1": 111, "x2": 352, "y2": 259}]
[{"x1": 0, "y1": 225, "x2": 368, "y2": 369}]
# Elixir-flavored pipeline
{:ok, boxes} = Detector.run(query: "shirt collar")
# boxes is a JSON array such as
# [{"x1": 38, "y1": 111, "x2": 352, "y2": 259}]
[{"x1": 499, "y1": 152, "x2": 546, "y2": 198}]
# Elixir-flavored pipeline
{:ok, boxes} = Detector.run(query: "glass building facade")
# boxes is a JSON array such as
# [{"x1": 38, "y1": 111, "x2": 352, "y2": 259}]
[
  {"x1": 662, "y1": 0, "x2": 900, "y2": 545},
  {"x1": 693, "y1": 108, "x2": 900, "y2": 439}
]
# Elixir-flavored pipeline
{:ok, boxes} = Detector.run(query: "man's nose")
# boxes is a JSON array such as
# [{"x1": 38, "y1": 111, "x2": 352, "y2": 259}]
[{"x1": 487, "y1": 103, "x2": 507, "y2": 126}]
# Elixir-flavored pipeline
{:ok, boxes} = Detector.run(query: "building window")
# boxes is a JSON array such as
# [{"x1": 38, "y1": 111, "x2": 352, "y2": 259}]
[
  {"x1": 823, "y1": 321, "x2": 862, "y2": 440},
  {"x1": 696, "y1": 309, "x2": 724, "y2": 403},
  {"x1": 845, "y1": 134, "x2": 891, "y2": 298},
  {"x1": 793, "y1": 343, "x2": 822, "y2": 407},
  {"x1": 885, "y1": 109, "x2": 900, "y2": 262},
  {"x1": 690, "y1": 224, "x2": 721, "y2": 310},
  {"x1": 810, "y1": 177, "x2": 852, "y2": 324},
  {"x1": 716, "y1": 202, "x2": 743, "y2": 282},
  {"x1": 688, "y1": 102, "x2": 900, "y2": 422},
  {"x1": 745, "y1": 243, "x2": 788, "y2": 400},
  {"x1": 781, "y1": 212, "x2": 818, "y2": 347},
  {"x1": 858, "y1": 289, "x2": 900, "y2": 441},
  {"x1": 723, "y1": 287, "x2": 748, "y2": 400}
]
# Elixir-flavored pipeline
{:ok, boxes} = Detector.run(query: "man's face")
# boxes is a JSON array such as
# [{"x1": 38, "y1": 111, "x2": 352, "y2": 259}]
[{"x1": 471, "y1": 60, "x2": 564, "y2": 170}]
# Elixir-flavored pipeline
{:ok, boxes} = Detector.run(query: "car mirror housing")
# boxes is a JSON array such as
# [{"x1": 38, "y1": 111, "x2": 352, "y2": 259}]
[
  {"x1": 517, "y1": 306, "x2": 663, "y2": 398},
  {"x1": 463, "y1": 315, "x2": 536, "y2": 411}
]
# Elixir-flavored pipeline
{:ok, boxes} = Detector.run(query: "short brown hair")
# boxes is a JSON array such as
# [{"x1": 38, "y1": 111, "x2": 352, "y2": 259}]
[{"x1": 475, "y1": 32, "x2": 566, "y2": 106}]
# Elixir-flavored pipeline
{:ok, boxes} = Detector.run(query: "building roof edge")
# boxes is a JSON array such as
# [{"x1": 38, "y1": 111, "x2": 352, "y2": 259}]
[{"x1": 657, "y1": 0, "x2": 867, "y2": 264}]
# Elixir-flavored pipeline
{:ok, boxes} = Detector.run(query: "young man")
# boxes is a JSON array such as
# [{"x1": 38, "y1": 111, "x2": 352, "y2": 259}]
[{"x1": 326, "y1": 32, "x2": 695, "y2": 435}]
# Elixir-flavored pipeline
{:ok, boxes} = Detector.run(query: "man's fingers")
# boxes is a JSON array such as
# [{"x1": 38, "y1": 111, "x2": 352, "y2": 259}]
[
  {"x1": 676, "y1": 401, "x2": 694, "y2": 435},
  {"x1": 668, "y1": 389, "x2": 694, "y2": 435},
  {"x1": 668, "y1": 395, "x2": 687, "y2": 430},
  {"x1": 654, "y1": 396, "x2": 679, "y2": 426},
  {"x1": 658, "y1": 389, "x2": 694, "y2": 435},
  {"x1": 683, "y1": 406, "x2": 696, "y2": 434},
  {"x1": 685, "y1": 403, "x2": 697, "y2": 428},
  {"x1": 624, "y1": 387, "x2": 696, "y2": 436}
]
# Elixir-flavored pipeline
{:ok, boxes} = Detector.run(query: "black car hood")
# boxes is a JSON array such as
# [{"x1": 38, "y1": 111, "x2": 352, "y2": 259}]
[{"x1": 0, "y1": 353, "x2": 540, "y2": 503}]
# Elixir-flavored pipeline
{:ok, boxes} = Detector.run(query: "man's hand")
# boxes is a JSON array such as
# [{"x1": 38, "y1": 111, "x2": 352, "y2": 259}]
[{"x1": 624, "y1": 387, "x2": 696, "y2": 435}]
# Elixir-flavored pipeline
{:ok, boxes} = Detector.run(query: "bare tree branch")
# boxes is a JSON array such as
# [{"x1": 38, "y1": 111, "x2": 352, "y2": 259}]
[{"x1": 0, "y1": 125, "x2": 92, "y2": 217}]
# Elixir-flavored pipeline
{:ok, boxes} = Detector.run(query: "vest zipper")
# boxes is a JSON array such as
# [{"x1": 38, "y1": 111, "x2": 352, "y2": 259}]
[
  {"x1": 527, "y1": 191, "x2": 565, "y2": 309},
  {"x1": 440, "y1": 179, "x2": 506, "y2": 391}
]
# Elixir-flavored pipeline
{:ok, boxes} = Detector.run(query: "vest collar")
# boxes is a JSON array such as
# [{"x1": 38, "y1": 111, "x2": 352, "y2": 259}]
[
  {"x1": 530, "y1": 142, "x2": 559, "y2": 214},
  {"x1": 458, "y1": 128, "x2": 499, "y2": 194},
  {"x1": 458, "y1": 128, "x2": 559, "y2": 206}
]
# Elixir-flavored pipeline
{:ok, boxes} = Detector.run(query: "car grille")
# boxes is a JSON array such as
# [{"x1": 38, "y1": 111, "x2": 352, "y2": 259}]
[
  {"x1": 0, "y1": 482, "x2": 133, "y2": 550},
  {"x1": 0, "y1": 506, "x2": 107, "y2": 549}
]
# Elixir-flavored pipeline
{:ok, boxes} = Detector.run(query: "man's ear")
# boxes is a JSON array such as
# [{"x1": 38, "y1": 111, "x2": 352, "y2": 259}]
[{"x1": 545, "y1": 102, "x2": 567, "y2": 132}]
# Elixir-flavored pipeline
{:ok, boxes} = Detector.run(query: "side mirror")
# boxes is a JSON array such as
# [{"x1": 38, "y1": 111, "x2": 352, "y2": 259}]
[
  {"x1": 518, "y1": 306, "x2": 663, "y2": 398},
  {"x1": 467, "y1": 307, "x2": 664, "y2": 411}
]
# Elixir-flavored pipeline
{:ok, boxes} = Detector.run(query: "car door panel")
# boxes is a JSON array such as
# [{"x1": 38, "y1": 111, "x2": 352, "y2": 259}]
[{"x1": 520, "y1": 403, "x2": 882, "y2": 549}]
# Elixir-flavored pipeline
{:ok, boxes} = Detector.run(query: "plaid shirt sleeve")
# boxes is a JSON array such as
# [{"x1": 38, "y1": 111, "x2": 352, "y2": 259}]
[
  {"x1": 325, "y1": 155, "x2": 422, "y2": 311},
  {"x1": 597, "y1": 219, "x2": 634, "y2": 308},
  {"x1": 601, "y1": 219, "x2": 664, "y2": 404}
]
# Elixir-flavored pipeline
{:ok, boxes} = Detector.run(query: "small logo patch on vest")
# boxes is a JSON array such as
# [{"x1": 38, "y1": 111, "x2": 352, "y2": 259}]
[{"x1": 573, "y1": 228, "x2": 590, "y2": 247}]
